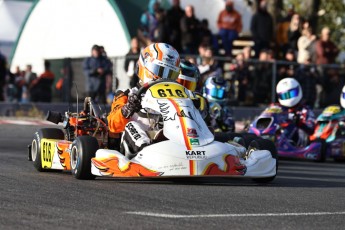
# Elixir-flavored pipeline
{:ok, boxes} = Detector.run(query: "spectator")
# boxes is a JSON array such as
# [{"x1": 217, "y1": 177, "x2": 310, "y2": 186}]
[
  {"x1": 14, "y1": 68, "x2": 26, "y2": 102},
  {"x1": 24, "y1": 64, "x2": 37, "y2": 87},
  {"x1": 217, "y1": 0, "x2": 242, "y2": 56},
  {"x1": 153, "y1": 8, "x2": 168, "y2": 42},
  {"x1": 0, "y1": 50, "x2": 7, "y2": 101},
  {"x1": 231, "y1": 53, "x2": 251, "y2": 104},
  {"x1": 297, "y1": 27, "x2": 316, "y2": 64},
  {"x1": 242, "y1": 46, "x2": 253, "y2": 60},
  {"x1": 57, "y1": 58, "x2": 74, "y2": 102},
  {"x1": 287, "y1": 14, "x2": 301, "y2": 53},
  {"x1": 250, "y1": 0, "x2": 273, "y2": 58},
  {"x1": 276, "y1": 4, "x2": 295, "y2": 57},
  {"x1": 278, "y1": 49, "x2": 296, "y2": 82},
  {"x1": 83, "y1": 45, "x2": 111, "y2": 103},
  {"x1": 321, "y1": 68, "x2": 344, "y2": 107},
  {"x1": 30, "y1": 61, "x2": 55, "y2": 102},
  {"x1": 252, "y1": 50, "x2": 272, "y2": 104},
  {"x1": 124, "y1": 37, "x2": 141, "y2": 88},
  {"x1": 180, "y1": 5, "x2": 200, "y2": 54},
  {"x1": 166, "y1": 0, "x2": 184, "y2": 51},
  {"x1": 315, "y1": 27, "x2": 339, "y2": 65},
  {"x1": 198, "y1": 46, "x2": 222, "y2": 87},
  {"x1": 199, "y1": 19, "x2": 215, "y2": 49},
  {"x1": 295, "y1": 60, "x2": 320, "y2": 108},
  {"x1": 138, "y1": 0, "x2": 160, "y2": 46}
]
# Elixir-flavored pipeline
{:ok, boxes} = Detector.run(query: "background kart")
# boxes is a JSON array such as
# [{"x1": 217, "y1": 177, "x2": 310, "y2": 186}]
[
  {"x1": 311, "y1": 105, "x2": 345, "y2": 161},
  {"x1": 29, "y1": 80, "x2": 277, "y2": 182},
  {"x1": 248, "y1": 104, "x2": 326, "y2": 162}
]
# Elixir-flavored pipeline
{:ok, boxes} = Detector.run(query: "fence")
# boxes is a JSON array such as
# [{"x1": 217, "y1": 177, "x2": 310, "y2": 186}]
[{"x1": 45, "y1": 55, "x2": 345, "y2": 109}]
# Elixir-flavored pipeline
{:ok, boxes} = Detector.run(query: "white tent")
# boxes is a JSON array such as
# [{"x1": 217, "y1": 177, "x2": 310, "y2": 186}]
[
  {"x1": 0, "y1": 0, "x2": 32, "y2": 57},
  {"x1": 10, "y1": 0, "x2": 130, "y2": 75}
]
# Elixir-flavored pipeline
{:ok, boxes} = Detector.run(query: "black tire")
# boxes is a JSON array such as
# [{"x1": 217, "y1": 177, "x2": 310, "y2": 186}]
[
  {"x1": 214, "y1": 132, "x2": 245, "y2": 146},
  {"x1": 313, "y1": 139, "x2": 327, "y2": 162},
  {"x1": 70, "y1": 136, "x2": 99, "y2": 180},
  {"x1": 247, "y1": 138, "x2": 278, "y2": 183},
  {"x1": 31, "y1": 128, "x2": 64, "y2": 172}
]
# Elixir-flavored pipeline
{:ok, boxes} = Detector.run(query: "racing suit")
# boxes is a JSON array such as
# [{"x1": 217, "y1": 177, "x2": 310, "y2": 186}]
[
  {"x1": 285, "y1": 103, "x2": 315, "y2": 146},
  {"x1": 107, "y1": 85, "x2": 206, "y2": 158}
]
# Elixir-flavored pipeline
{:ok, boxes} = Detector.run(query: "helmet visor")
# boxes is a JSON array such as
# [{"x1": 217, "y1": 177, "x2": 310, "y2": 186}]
[
  {"x1": 278, "y1": 86, "x2": 299, "y2": 100},
  {"x1": 177, "y1": 74, "x2": 197, "y2": 91},
  {"x1": 342, "y1": 92, "x2": 345, "y2": 99},
  {"x1": 206, "y1": 87, "x2": 226, "y2": 100},
  {"x1": 143, "y1": 58, "x2": 180, "y2": 80}
]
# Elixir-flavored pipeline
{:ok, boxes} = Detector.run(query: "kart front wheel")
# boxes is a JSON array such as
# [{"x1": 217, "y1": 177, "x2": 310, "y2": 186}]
[
  {"x1": 70, "y1": 136, "x2": 99, "y2": 180},
  {"x1": 31, "y1": 128, "x2": 64, "y2": 172},
  {"x1": 247, "y1": 138, "x2": 278, "y2": 183}
]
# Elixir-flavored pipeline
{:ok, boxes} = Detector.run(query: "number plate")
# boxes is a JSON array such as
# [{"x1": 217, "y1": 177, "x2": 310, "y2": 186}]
[
  {"x1": 149, "y1": 83, "x2": 188, "y2": 99},
  {"x1": 41, "y1": 139, "x2": 55, "y2": 168}
]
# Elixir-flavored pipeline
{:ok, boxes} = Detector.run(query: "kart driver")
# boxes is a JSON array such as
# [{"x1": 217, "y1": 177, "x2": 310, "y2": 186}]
[
  {"x1": 276, "y1": 78, "x2": 315, "y2": 145},
  {"x1": 107, "y1": 43, "x2": 181, "y2": 158},
  {"x1": 176, "y1": 60, "x2": 210, "y2": 121}
]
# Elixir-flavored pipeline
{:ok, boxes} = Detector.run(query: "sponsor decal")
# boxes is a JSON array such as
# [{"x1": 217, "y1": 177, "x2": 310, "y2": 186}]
[
  {"x1": 187, "y1": 128, "x2": 198, "y2": 137},
  {"x1": 126, "y1": 123, "x2": 141, "y2": 140},
  {"x1": 189, "y1": 138, "x2": 199, "y2": 146},
  {"x1": 185, "y1": 150, "x2": 206, "y2": 160}
]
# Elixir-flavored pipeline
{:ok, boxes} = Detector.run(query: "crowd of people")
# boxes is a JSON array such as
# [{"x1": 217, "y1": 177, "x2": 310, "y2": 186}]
[
  {"x1": 0, "y1": 50, "x2": 56, "y2": 103},
  {"x1": 131, "y1": 0, "x2": 342, "y2": 108},
  {"x1": 0, "y1": 0, "x2": 343, "y2": 109}
]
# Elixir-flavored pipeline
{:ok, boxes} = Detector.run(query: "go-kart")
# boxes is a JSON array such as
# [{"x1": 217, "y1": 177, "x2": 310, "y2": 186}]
[
  {"x1": 248, "y1": 104, "x2": 326, "y2": 162},
  {"x1": 29, "y1": 80, "x2": 277, "y2": 182},
  {"x1": 28, "y1": 97, "x2": 108, "y2": 171},
  {"x1": 310, "y1": 105, "x2": 345, "y2": 161}
]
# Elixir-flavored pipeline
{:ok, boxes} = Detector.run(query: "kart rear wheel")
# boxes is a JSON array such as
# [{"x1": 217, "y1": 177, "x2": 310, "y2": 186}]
[
  {"x1": 70, "y1": 136, "x2": 99, "y2": 180},
  {"x1": 313, "y1": 139, "x2": 327, "y2": 162},
  {"x1": 32, "y1": 128, "x2": 64, "y2": 172},
  {"x1": 247, "y1": 138, "x2": 278, "y2": 183},
  {"x1": 214, "y1": 132, "x2": 258, "y2": 148}
]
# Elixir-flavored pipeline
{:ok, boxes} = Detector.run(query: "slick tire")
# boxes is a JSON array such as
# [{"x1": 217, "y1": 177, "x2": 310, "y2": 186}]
[
  {"x1": 70, "y1": 136, "x2": 99, "y2": 180},
  {"x1": 247, "y1": 138, "x2": 278, "y2": 183},
  {"x1": 31, "y1": 128, "x2": 64, "y2": 172},
  {"x1": 313, "y1": 139, "x2": 327, "y2": 163}
]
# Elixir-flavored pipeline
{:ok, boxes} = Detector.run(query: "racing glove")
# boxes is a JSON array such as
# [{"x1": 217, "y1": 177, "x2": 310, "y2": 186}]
[{"x1": 121, "y1": 94, "x2": 142, "y2": 118}]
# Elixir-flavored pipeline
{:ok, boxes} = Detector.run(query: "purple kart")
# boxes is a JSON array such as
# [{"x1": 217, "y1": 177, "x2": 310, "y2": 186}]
[{"x1": 248, "y1": 104, "x2": 326, "y2": 162}]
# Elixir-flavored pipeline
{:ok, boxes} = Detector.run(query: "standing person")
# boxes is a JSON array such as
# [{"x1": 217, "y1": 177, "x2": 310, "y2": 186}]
[
  {"x1": 24, "y1": 64, "x2": 37, "y2": 101},
  {"x1": 83, "y1": 45, "x2": 111, "y2": 103},
  {"x1": 166, "y1": 0, "x2": 184, "y2": 52},
  {"x1": 250, "y1": 0, "x2": 273, "y2": 58},
  {"x1": 180, "y1": 5, "x2": 200, "y2": 54},
  {"x1": 59, "y1": 58, "x2": 73, "y2": 103},
  {"x1": 287, "y1": 14, "x2": 301, "y2": 53},
  {"x1": 138, "y1": 0, "x2": 160, "y2": 46},
  {"x1": 297, "y1": 27, "x2": 316, "y2": 64},
  {"x1": 0, "y1": 50, "x2": 6, "y2": 101},
  {"x1": 315, "y1": 27, "x2": 339, "y2": 65},
  {"x1": 217, "y1": 0, "x2": 242, "y2": 56},
  {"x1": 124, "y1": 37, "x2": 141, "y2": 88},
  {"x1": 30, "y1": 61, "x2": 55, "y2": 102}
]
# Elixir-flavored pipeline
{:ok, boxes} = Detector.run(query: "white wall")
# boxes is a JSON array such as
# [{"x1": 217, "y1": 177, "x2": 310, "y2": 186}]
[{"x1": 11, "y1": 0, "x2": 130, "y2": 76}]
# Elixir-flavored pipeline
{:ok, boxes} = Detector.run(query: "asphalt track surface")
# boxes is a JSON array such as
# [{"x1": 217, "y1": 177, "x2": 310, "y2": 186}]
[{"x1": 1, "y1": 123, "x2": 345, "y2": 230}]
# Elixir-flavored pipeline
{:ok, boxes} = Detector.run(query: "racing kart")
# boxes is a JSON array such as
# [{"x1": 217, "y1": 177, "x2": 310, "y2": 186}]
[
  {"x1": 248, "y1": 104, "x2": 326, "y2": 162},
  {"x1": 29, "y1": 80, "x2": 277, "y2": 182},
  {"x1": 310, "y1": 105, "x2": 345, "y2": 161}
]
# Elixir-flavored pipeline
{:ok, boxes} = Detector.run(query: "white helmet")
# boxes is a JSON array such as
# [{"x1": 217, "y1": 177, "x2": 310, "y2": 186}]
[
  {"x1": 276, "y1": 78, "x2": 302, "y2": 108},
  {"x1": 340, "y1": 85, "x2": 345, "y2": 108}
]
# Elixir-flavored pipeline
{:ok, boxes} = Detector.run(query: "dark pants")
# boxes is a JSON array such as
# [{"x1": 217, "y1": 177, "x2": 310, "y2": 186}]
[{"x1": 219, "y1": 29, "x2": 238, "y2": 56}]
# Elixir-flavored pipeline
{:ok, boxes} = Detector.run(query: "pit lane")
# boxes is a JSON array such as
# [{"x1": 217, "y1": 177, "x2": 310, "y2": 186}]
[{"x1": 1, "y1": 123, "x2": 345, "y2": 230}]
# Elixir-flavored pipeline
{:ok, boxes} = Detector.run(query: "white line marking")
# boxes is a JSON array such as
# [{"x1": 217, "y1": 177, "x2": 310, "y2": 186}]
[{"x1": 126, "y1": 211, "x2": 345, "y2": 218}]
